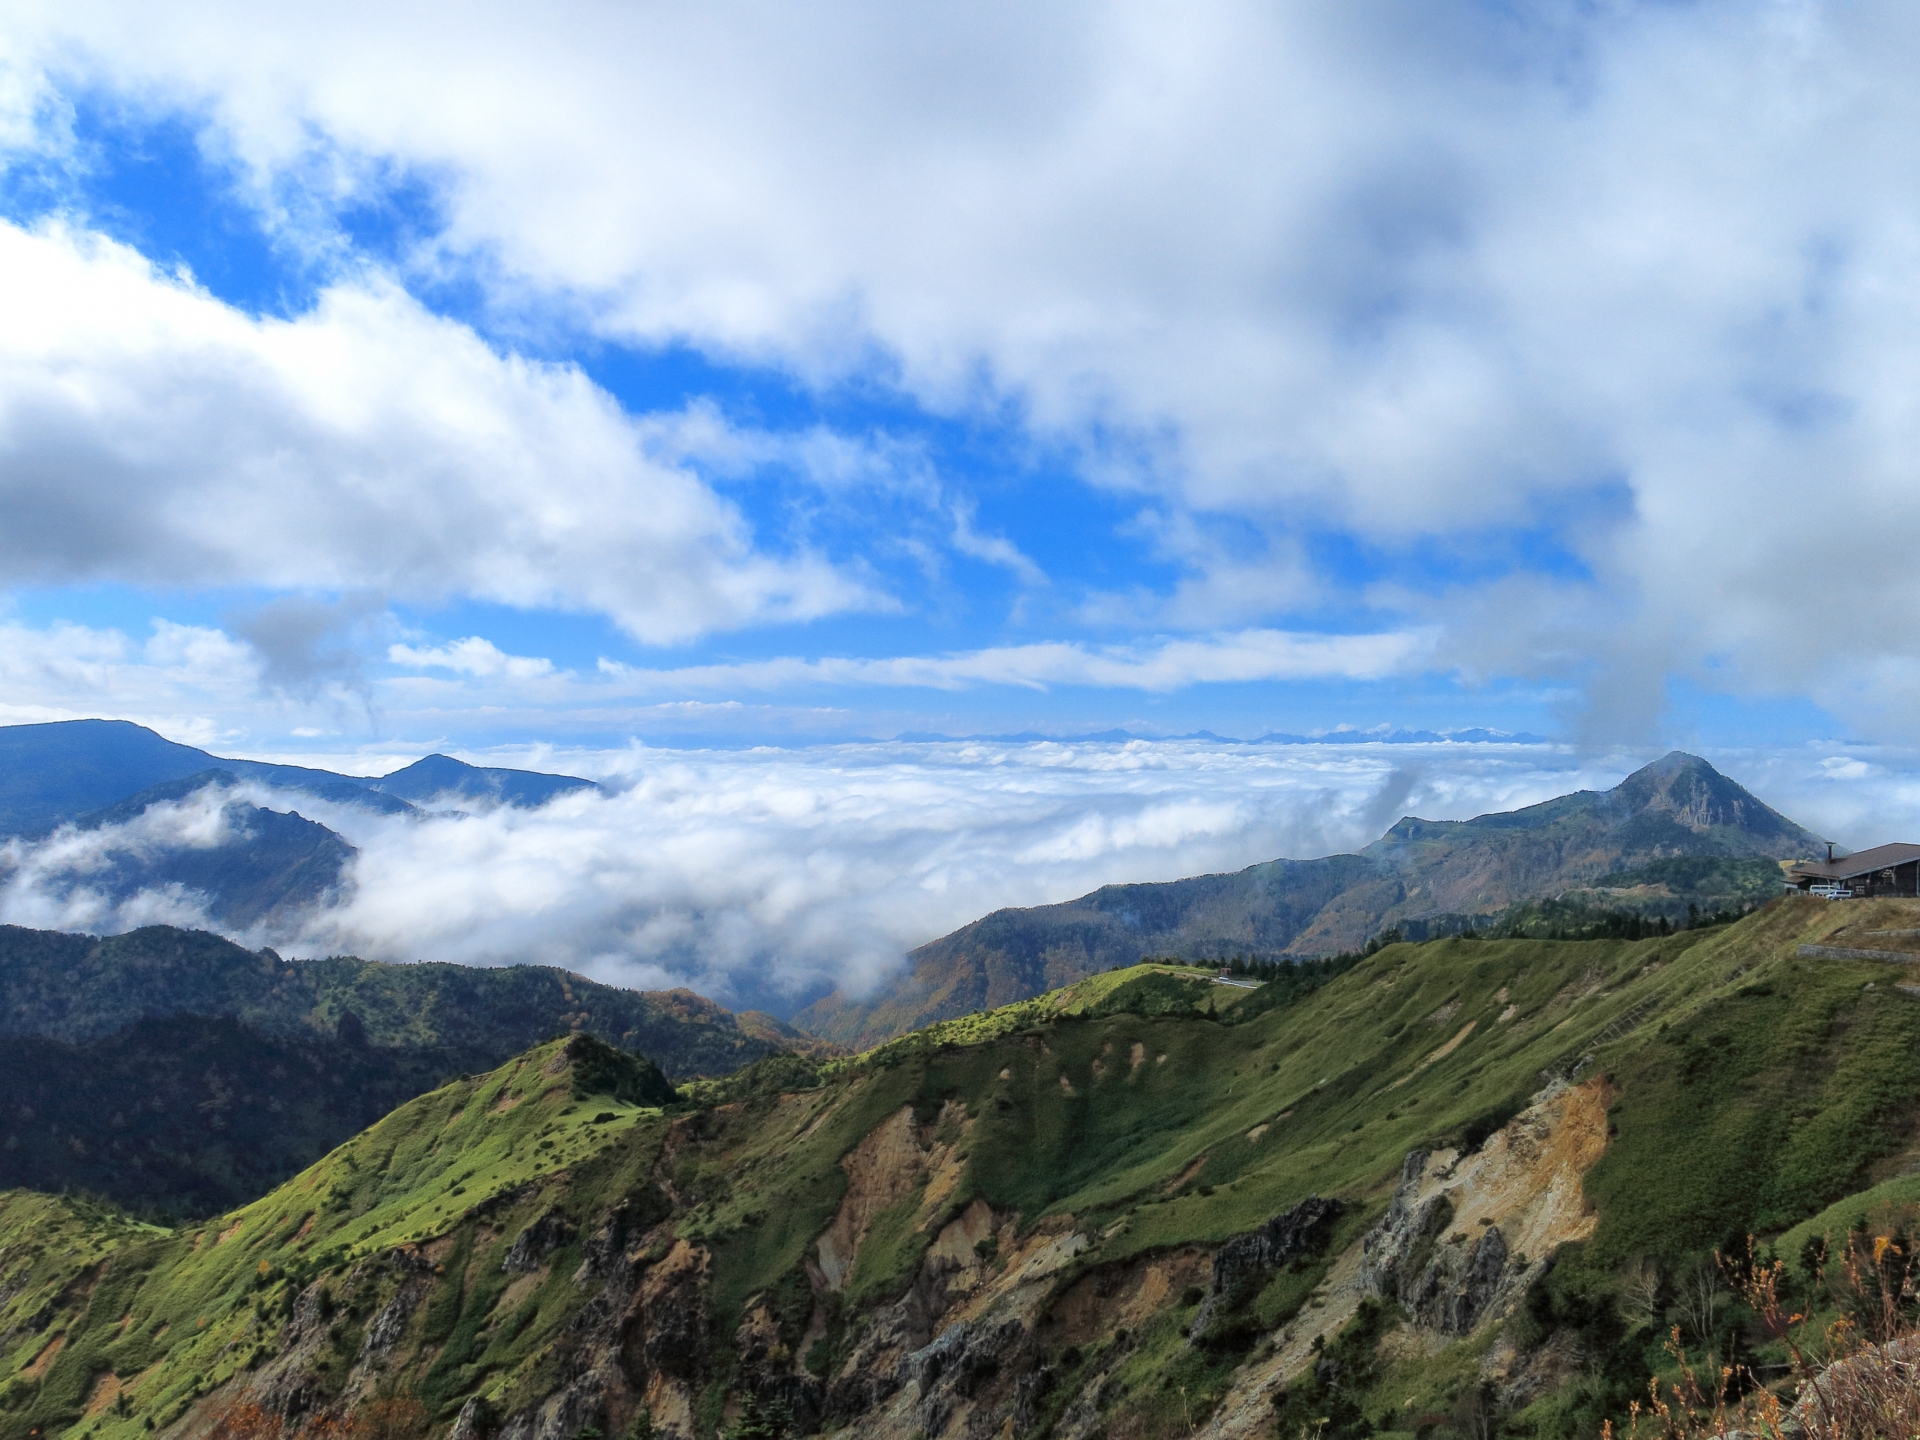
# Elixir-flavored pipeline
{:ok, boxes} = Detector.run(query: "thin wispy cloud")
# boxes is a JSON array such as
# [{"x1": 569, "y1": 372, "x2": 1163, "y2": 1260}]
[
  {"x1": 595, "y1": 628, "x2": 1429, "y2": 694},
  {"x1": 388, "y1": 638, "x2": 555, "y2": 681}
]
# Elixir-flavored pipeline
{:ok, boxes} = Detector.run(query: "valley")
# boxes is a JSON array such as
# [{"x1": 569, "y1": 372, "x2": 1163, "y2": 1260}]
[{"x1": 0, "y1": 925, "x2": 786, "y2": 1217}]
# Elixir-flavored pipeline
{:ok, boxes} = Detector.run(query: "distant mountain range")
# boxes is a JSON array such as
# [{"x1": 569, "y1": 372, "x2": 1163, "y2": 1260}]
[
  {"x1": 0, "y1": 727, "x2": 1841, "y2": 1066},
  {"x1": 0, "y1": 719, "x2": 603, "y2": 928},
  {"x1": 0, "y1": 717, "x2": 600, "y2": 838},
  {"x1": 0, "y1": 922, "x2": 788, "y2": 1217},
  {"x1": 795, "y1": 751, "x2": 1828, "y2": 1046},
  {"x1": 890, "y1": 725, "x2": 1548, "y2": 744}
]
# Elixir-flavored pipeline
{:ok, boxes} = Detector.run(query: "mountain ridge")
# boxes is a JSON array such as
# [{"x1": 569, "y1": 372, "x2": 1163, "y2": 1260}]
[
  {"x1": 0, "y1": 719, "x2": 601, "y2": 838},
  {"x1": 45, "y1": 770, "x2": 359, "y2": 929},
  {"x1": 0, "y1": 922, "x2": 788, "y2": 1215},
  {"x1": 7, "y1": 897, "x2": 1920, "y2": 1440},
  {"x1": 796, "y1": 751, "x2": 1828, "y2": 1047},
  {"x1": 0, "y1": 720, "x2": 606, "y2": 934},
  {"x1": 0, "y1": 923, "x2": 779, "y2": 1074}
]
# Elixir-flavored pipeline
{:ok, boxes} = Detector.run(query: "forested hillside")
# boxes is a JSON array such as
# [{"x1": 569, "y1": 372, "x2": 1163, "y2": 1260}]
[
  {"x1": 0, "y1": 924, "x2": 776, "y2": 1074},
  {"x1": 0, "y1": 925, "x2": 782, "y2": 1216}
]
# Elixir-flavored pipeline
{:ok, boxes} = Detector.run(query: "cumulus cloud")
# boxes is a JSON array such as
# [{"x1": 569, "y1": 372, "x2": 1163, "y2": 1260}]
[
  {"x1": 11, "y1": 4, "x2": 1920, "y2": 732},
  {"x1": 0, "y1": 616, "x2": 259, "y2": 746},
  {"x1": 0, "y1": 221, "x2": 873, "y2": 643}
]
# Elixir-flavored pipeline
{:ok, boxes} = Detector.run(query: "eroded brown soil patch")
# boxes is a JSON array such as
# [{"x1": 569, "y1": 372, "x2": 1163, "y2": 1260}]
[
  {"x1": 816, "y1": 1106, "x2": 930, "y2": 1290},
  {"x1": 1039, "y1": 1248, "x2": 1212, "y2": 1350},
  {"x1": 83, "y1": 1370, "x2": 122, "y2": 1417},
  {"x1": 22, "y1": 1334, "x2": 65, "y2": 1380}
]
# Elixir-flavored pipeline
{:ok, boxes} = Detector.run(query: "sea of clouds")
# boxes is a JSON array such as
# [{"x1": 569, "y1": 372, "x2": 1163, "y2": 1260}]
[{"x1": 4, "y1": 737, "x2": 1916, "y2": 1015}]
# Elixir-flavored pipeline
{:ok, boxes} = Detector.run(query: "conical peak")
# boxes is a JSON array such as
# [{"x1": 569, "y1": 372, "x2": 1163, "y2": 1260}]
[
  {"x1": 1610, "y1": 750, "x2": 1803, "y2": 839},
  {"x1": 1629, "y1": 750, "x2": 1715, "y2": 780},
  {"x1": 1615, "y1": 752, "x2": 1721, "y2": 803},
  {"x1": 382, "y1": 753, "x2": 471, "y2": 780}
]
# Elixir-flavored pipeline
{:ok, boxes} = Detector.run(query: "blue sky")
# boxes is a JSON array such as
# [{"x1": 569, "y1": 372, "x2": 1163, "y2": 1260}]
[
  {"x1": 12, "y1": 2, "x2": 1920, "y2": 998},
  {"x1": 0, "y1": 1, "x2": 1917, "y2": 763}
]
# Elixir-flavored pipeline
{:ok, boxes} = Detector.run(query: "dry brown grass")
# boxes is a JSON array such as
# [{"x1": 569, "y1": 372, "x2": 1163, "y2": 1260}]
[
  {"x1": 206, "y1": 1394, "x2": 429, "y2": 1440},
  {"x1": 1607, "y1": 1235, "x2": 1920, "y2": 1440}
]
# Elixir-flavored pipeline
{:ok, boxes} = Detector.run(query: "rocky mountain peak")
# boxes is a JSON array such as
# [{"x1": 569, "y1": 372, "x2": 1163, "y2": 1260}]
[{"x1": 1611, "y1": 750, "x2": 1810, "y2": 843}]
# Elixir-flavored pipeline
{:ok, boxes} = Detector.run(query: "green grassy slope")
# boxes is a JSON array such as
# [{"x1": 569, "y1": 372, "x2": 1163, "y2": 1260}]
[
  {"x1": 12, "y1": 898, "x2": 1920, "y2": 1440},
  {"x1": 0, "y1": 924, "x2": 780, "y2": 1216},
  {"x1": 0, "y1": 1037, "x2": 673, "y2": 1440}
]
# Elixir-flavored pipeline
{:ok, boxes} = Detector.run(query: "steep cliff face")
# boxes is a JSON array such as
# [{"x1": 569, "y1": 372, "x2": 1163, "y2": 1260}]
[
  {"x1": 1194, "y1": 1074, "x2": 1617, "y2": 1440},
  {"x1": 203, "y1": 1073, "x2": 1611, "y2": 1440},
  {"x1": 1360, "y1": 1074, "x2": 1614, "y2": 1337}
]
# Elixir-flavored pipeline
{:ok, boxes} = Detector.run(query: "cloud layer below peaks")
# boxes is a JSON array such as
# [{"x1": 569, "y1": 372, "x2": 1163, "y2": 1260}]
[
  {"x1": 0, "y1": 739, "x2": 1639, "y2": 1005},
  {"x1": 5, "y1": 737, "x2": 1919, "y2": 1013}
]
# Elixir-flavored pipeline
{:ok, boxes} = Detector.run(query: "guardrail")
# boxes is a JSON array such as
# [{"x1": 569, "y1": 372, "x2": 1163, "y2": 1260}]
[{"x1": 1797, "y1": 944, "x2": 1920, "y2": 963}]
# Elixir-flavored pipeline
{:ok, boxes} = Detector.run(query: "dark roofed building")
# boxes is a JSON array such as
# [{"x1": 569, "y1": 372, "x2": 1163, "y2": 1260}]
[{"x1": 1785, "y1": 842, "x2": 1920, "y2": 897}]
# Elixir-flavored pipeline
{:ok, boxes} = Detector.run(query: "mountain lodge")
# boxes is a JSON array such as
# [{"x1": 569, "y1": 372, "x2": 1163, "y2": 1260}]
[{"x1": 1785, "y1": 842, "x2": 1920, "y2": 897}]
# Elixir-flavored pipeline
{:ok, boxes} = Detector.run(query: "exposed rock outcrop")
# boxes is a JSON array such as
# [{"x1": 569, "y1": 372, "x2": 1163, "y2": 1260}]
[
  {"x1": 1194, "y1": 1074, "x2": 1618, "y2": 1440},
  {"x1": 907, "y1": 1317, "x2": 1038, "y2": 1439},
  {"x1": 504, "y1": 1210, "x2": 575, "y2": 1273},
  {"x1": 447, "y1": 1395, "x2": 494, "y2": 1440},
  {"x1": 1191, "y1": 1194, "x2": 1343, "y2": 1342},
  {"x1": 1358, "y1": 1075, "x2": 1615, "y2": 1339},
  {"x1": 495, "y1": 1372, "x2": 605, "y2": 1440},
  {"x1": 357, "y1": 1250, "x2": 434, "y2": 1363}
]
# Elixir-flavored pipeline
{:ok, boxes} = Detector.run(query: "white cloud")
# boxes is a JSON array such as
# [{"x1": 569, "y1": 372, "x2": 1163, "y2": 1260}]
[
  {"x1": 10, "y1": 4, "x2": 1920, "y2": 732},
  {"x1": 0, "y1": 617, "x2": 258, "y2": 746},
  {"x1": 0, "y1": 220, "x2": 873, "y2": 643},
  {"x1": 0, "y1": 615, "x2": 1426, "y2": 756},
  {"x1": 948, "y1": 500, "x2": 1047, "y2": 587},
  {"x1": 5, "y1": 733, "x2": 1914, "y2": 1013},
  {"x1": 0, "y1": 735, "x2": 1903, "y2": 1013},
  {"x1": 389, "y1": 637, "x2": 554, "y2": 680},
  {"x1": 0, "y1": 737, "x2": 1637, "y2": 1004},
  {"x1": 597, "y1": 627, "x2": 1428, "y2": 693},
  {"x1": 0, "y1": 782, "x2": 258, "y2": 932}
]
